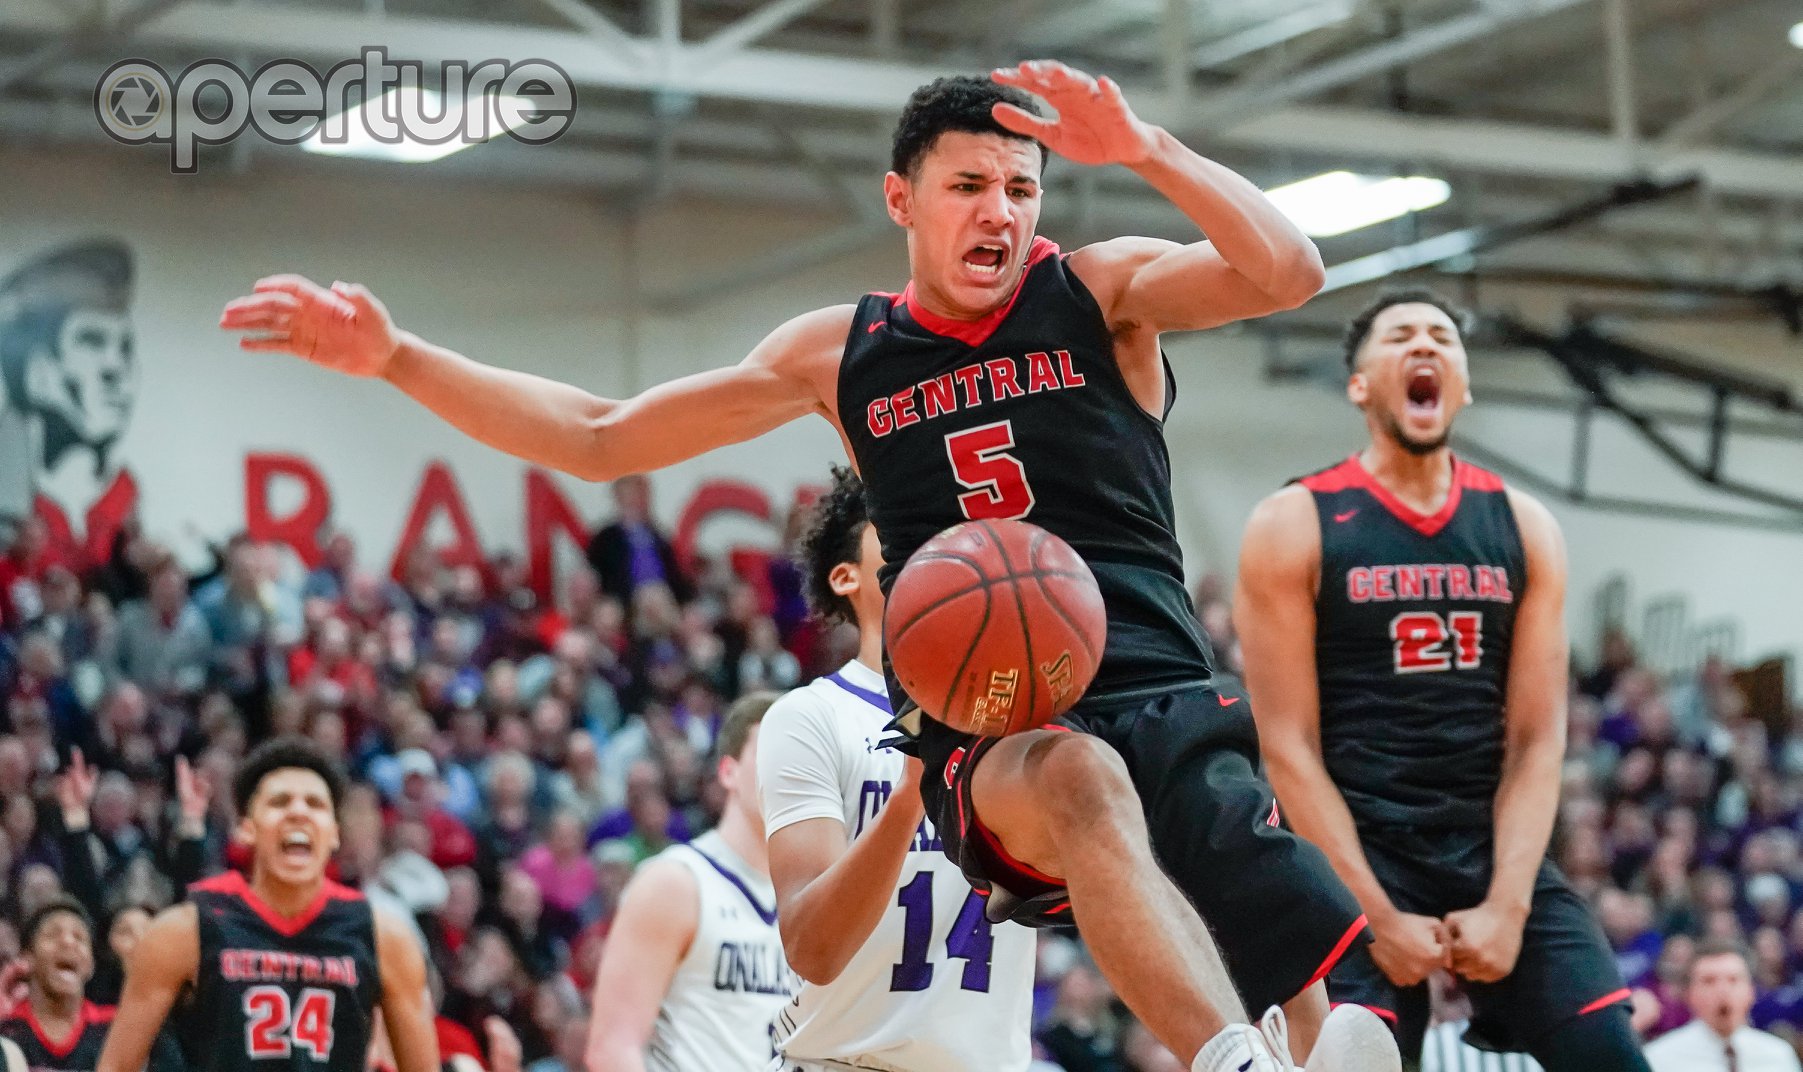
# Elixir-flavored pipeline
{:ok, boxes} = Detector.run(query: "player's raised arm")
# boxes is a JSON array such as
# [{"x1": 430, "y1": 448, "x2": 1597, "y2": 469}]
[
  {"x1": 583, "y1": 860, "x2": 697, "y2": 1072},
  {"x1": 1234, "y1": 486, "x2": 1444, "y2": 988},
  {"x1": 993, "y1": 61, "x2": 1324, "y2": 334},
  {"x1": 220, "y1": 276, "x2": 849, "y2": 482},
  {"x1": 374, "y1": 909, "x2": 441, "y2": 1072},
  {"x1": 96, "y1": 904, "x2": 198, "y2": 1072},
  {"x1": 1445, "y1": 489, "x2": 1569, "y2": 983}
]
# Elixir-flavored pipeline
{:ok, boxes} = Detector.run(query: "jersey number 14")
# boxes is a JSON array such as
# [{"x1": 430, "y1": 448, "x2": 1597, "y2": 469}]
[{"x1": 890, "y1": 872, "x2": 996, "y2": 993}]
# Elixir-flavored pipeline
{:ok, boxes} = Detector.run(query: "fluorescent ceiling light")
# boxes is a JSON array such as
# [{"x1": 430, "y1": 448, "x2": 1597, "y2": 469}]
[
  {"x1": 302, "y1": 88, "x2": 535, "y2": 163},
  {"x1": 1791, "y1": 21, "x2": 1803, "y2": 49},
  {"x1": 1264, "y1": 170, "x2": 1452, "y2": 237}
]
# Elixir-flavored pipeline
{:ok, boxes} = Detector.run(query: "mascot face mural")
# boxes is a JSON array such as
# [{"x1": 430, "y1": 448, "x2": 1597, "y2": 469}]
[{"x1": 0, "y1": 240, "x2": 140, "y2": 562}]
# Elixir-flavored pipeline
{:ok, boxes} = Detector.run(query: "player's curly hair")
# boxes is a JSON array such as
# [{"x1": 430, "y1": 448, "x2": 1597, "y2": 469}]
[
  {"x1": 891, "y1": 75, "x2": 1047, "y2": 178},
  {"x1": 796, "y1": 465, "x2": 869, "y2": 627},
  {"x1": 23, "y1": 894, "x2": 92, "y2": 947},
  {"x1": 1341, "y1": 287, "x2": 1472, "y2": 372},
  {"x1": 232, "y1": 736, "x2": 347, "y2": 816}
]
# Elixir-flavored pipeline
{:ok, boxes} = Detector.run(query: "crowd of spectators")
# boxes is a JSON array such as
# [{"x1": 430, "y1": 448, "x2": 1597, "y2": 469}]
[{"x1": 0, "y1": 472, "x2": 1796, "y2": 1071}]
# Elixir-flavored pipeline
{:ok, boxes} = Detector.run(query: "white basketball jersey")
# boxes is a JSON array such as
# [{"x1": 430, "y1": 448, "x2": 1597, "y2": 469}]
[
  {"x1": 647, "y1": 830, "x2": 797, "y2": 1072},
  {"x1": 758, "y1": 660, "x2": 1035, "y2": 1072}
]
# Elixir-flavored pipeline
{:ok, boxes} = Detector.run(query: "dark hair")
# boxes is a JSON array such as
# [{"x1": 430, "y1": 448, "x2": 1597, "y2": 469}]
[
  {"x1": 891, "y1": 76, "x2": 1046, "y2": 178},
  {"x1": 232, "y1": 737, "x2": 347, "y2": 816},
  {"x1": 1340, "y1": 287, "x2": 1471, "y2": 372},
  {"x1": 796, "y1": 465, "x2": 869, "y2": 627},
  {"x1": 23, "y1": 895, "x2": 91, "y2": 948},
  {"x1": 714, "y1": 691, "x2": 778, "y2": 764},
  {"x1": 1689, "y1": 937, "x2": 1754, "y2": 982}
]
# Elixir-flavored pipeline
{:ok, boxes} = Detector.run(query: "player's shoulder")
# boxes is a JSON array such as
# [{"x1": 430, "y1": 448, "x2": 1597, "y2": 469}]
[
  {"x1": 1239, "y1": 484, "x2": 1321, "y2": 571},
  {"x1": 761, "y1": 305, "x2": 859, "y2": 358},
  {"x1": 765, "y1": 678, "x2": 850, "y2": 730},
  {"x1": 614, "y1": 855, "x2": 701, "y2": 933},
  {"x1": 1064, "y1": 236, "x2": 1178, "y2": 312}
]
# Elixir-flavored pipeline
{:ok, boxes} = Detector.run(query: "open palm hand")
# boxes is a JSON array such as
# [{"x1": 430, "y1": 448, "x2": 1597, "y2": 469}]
[{"x1": 991, "y1": 61, "x2": 1158, "y2": 168}]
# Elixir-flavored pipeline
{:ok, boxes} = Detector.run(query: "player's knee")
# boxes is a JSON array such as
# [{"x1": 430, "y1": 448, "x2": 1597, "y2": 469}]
[
  {"x1": 1027, "y1": 733, "x2": 1137, "y2": 830},
  {"x1": 1531, "y1": 1006, "x2": 1650, "y2": 1072}
]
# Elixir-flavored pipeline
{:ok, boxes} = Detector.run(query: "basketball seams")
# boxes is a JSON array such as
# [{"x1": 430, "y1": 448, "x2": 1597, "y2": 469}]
[
  {"x1": 939, "y1": 581, "x2": 992, "y2": 725},
  {"x1": 886, "y1": 565, "x2": 988, "y2": 638},
  {"x1": 1030, "y1": 564, "x2": 1100, "y2": 670},
  {"x1": 977, "y1": 519, "x2": 1037, "y2": 734}
]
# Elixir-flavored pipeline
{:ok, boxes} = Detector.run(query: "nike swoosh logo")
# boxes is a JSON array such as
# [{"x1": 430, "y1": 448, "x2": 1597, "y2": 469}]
[
  {"x1": 1219, "y1": 694, "x2": 1241, "y2": 707},
  {"x1": 1238, "y1": 1060, "x2": 1253, "y2": 1072},
  {"x1": 1334, "y1": 509, "x2": 1358, "y2": 523},
  {"x1": 867, "y1": 321, "x2": 883, "y2": 333}
]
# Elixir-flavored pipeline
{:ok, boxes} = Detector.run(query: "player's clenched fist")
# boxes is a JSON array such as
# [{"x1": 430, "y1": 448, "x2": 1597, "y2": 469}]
[
  {"x1": 1367, "y1": 910, "x2": 1447, "y2": 988},
  {"x1": 220, "y1": 275, "x2": 400, "y2": 378}
]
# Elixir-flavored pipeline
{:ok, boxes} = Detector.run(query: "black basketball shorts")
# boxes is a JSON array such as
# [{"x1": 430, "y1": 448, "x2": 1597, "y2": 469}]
[
  {"x1": 1325, "y1": 826, "x2": 1631, "y2": 1061},
  {"x1": 910, "y1": 677, "x2": 1370, "y2": 1014}
]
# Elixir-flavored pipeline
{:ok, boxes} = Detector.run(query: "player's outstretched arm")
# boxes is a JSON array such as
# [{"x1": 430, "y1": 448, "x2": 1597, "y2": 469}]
[
  {"x1": 992, "y1": 61, "x2": 1324, "y2": 334},
  {"x1": 1235, "y1": 487, "x2": 1444, "y2": 988},
  {"x1": 96, "y1": 905, "x2": 199, "y2": 1072},
  {"x1": 757, "y1": 698, "x2": 924, "y2": 985},
  {"x1": 375, "y1": 909, "x2": 441, "y2": 1072},
  {"x1": 220, "y1": 277, "x2": 848, "y2": 482},
  {"x1": 1446, "y1": 489, "x2": 1569, "y2": 983},
  {"x1": 584, "y1": 860, "x2": 697, "y2": 1072}
]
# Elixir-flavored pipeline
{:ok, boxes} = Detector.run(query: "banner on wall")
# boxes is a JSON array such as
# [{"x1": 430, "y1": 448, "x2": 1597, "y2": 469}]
[{"x1": 0, "y1": 238, "x2": 818, "y2": 600}]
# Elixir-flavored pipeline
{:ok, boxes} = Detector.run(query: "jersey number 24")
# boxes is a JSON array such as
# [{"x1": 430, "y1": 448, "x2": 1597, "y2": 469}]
[{"x1": 244, "y1": 986, "x2": 335, "y2": 1061}]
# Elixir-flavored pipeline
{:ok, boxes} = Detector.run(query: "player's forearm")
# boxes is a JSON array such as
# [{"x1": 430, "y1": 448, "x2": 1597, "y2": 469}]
[
  {"x1": 1264, "y1": 748, "x2": 1398, "y2": 924},
  {"x1": 584, "y1": 1035, "x2": 649, "y2": 1072},
  {"x1": 781, "y1": 793, "x2": 925, "y2": 984},
  {"x1": 1128, "y1": 127, "x2": 1324, "y2": 306},
  {"x1": 382, "y1": 332, "x2": 616, "y2": 480},
  {"x1": 1487, "y1": 728, "x2": 1563, "y2": 913}
]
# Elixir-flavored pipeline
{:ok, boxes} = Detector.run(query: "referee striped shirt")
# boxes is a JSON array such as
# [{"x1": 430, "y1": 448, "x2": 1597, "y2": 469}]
[{"x1": 1419, "y1": 1021, "x2": 1545, "y2": 1072}]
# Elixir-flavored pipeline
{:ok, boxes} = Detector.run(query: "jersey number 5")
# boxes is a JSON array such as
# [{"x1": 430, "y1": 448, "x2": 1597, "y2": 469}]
[
  {"x1": 1391, "y1": 611, "x2": 1482, "y2": 673},
  {"x1": 946, "y1": 421, "x2": 1035, "y2": 521},
  {"x1": 244, "y1": 986, "x2": 336, "y2": 1061}
]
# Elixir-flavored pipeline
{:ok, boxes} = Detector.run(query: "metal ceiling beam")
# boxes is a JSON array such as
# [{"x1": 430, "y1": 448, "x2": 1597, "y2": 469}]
[
  {"x1": 0, "y1": 0, "x2": 187, "y2": 94},
  {"x1": 4, "y1": 1, "x2": 1801, "y2": 200},
  {"x1": 1181, "y1": 0, "x2": 1597, "y2": 130},
  {"x1": 694, "y1": 0, "x2": 834, "y2": 66},
  {"x1": 1658, "y1": 48, "x2": 1803, "y2": 150},
  {"x1": 1188, "y1": 0, "x2": 1354, "y2": 70},
  {"x1": 1320, "y1": 178, "x2": 1699, "y2": 293},
  {"x1": 530, "y1": 0, "x2": 647, "y2": 66}
]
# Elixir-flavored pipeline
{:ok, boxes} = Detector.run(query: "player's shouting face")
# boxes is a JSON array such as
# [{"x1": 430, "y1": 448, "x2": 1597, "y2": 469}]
[
  {"x1": 884, "y1": 130, "x2": 1043, "y2": 321},
  {"x1": 29, "y1": 910, "x2": 93, "y2": 1003},
  {"x1": 239, "y1": 767, "x2": 341, "y2": 885},
  {"x1": 1348, "y1": 301, "x2": 1473, "y2": 456}
]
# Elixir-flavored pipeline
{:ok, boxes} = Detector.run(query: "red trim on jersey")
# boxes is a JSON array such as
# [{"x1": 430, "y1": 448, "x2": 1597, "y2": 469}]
[
  {"x1": 1299, "y1": 455, "x2": 1503, "y2": 538},
  {"x1": 894, "y1": 237, "x2": 1060, "y2": 348},
  {"x1": 18, "y1": 1001, "x2": 109, "y2": 1059},
  {"x1": 1577, "y1": 988, "x2": 1633, "y2": 1017},
  {"x1": 1303, "y1": 914, "x2": 1370, "y2": 990},
  {"x1": 1333, "y1": 1002, "x2": 1397, "y2": 1025},
  {"x1": 191, "y1": 870, "x2": 363, "y2": 937}
]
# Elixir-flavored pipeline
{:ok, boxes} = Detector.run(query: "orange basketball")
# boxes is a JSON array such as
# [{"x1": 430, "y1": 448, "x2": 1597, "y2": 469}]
[{"x1": 884, "y1": 519, "x2": 1107, "y2": 737}]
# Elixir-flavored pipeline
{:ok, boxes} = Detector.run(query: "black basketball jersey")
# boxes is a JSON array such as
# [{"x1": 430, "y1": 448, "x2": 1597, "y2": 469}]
[
  {"x1": 184, "y1": 872, "x2": 382, "y2": 1072},
  {"x1": 1299, "y1": 455, "x2": 1526, "y2": 830},
  {"x1": 839, "y1": 237, "x2": 1213, "y2": 704},
  {"x1": 0, "y1": 1002, "x2": 113, "y2": 1072}
]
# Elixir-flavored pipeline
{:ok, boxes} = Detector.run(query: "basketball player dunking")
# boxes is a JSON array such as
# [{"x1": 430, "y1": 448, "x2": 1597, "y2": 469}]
[
  {"x1": 585, "y1": 693, "x2": 796, "y2": 1071},
  {"x1": 95, "y1": 739, "x2": 440, "y2": 1072},
  {"x1": 222, "y1": 62, "x2": 1394, "y2": 1071},
  {"x1": 1233, "y1": 291, "x2": 1650, "y2": 1071},
  {"x1": 758, "y1": 467, "x2": 1035, "y2": 1071}
]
